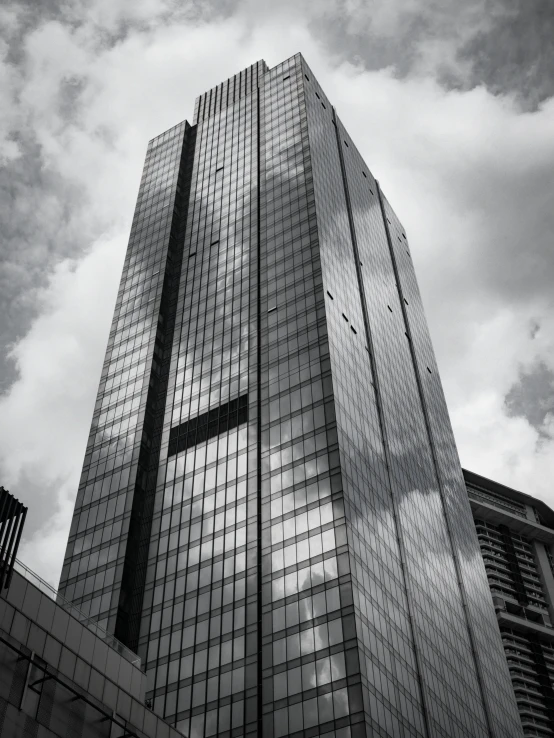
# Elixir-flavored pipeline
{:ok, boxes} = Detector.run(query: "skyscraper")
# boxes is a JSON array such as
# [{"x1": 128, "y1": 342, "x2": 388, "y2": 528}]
[{"x1": 58, "y1": 53, "x2": 523, "y2": 738}]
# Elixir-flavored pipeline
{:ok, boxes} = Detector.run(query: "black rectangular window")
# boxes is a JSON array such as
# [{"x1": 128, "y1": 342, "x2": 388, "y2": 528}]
[{"x1": 168, "y1": 394, "x2": 248, "y2": 457}]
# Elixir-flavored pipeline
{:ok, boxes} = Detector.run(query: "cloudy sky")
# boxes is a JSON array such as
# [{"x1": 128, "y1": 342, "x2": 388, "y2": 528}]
[{"x1": 1, "y1": 0, "x2": 553, "y2": 586}]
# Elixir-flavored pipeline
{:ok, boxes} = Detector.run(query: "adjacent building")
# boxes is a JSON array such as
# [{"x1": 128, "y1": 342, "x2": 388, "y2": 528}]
[
  {"x1": 0, "y1": 557, "x2": 182, "y2": 738},
  {"x1": 465, "y1": 469, "x2": 554, "y2": 737},
  {"x1": 0, "y1": 486, "x2": 27, "y2": 589},
  {"x1": 57, "y1": 53, "x2": 523, "y2": 737}
]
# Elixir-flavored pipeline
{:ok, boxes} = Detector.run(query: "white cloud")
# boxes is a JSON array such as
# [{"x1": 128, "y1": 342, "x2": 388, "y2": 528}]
[
  {"x1": 2, "y1": 236, "x2": 124, "y2": 584},
  {"x1": 1, "y1": 2, "x2": 553, "y2": 586}
]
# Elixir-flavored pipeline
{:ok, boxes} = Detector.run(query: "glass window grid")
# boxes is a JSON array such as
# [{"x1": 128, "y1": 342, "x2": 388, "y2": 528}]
[
  {"x1": 59, "y1": 122, "x2": 189, "y2": 633},
  {"x1": 59, "y1": 53, "x2": 523, "y2": 738},
  {"x1": 140, "y1": 74, "x2": 260, "y2": 736},
  {"x1": 256, "y1": 55, "x2": 367, "y2": 738}
]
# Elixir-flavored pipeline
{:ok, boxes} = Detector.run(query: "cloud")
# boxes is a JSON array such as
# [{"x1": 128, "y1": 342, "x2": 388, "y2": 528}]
[
  {"x1": 0, "y1": 0, "x2": 553, "y2": 585},
  {"x1": 505, "y1": 361, "x2": 554, "y2": 436},
  {"x1": 0, "y1": 0, "x2": 549, "y2": 387},
  {"x1": 3, "y1": 236, "x2": 124, "y2": 582}
]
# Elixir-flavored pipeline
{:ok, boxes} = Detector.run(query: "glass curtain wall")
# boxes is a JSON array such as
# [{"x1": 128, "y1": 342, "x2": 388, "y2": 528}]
[
  {"x1": 59, "y1": 123, "x2": 191, "y2": 636},
  {"x1": 58, "y1": 53, "x2": 523, "y2": 738},
  {"x1": 137, "y1": 67, "x2": 262, "y2": 737}
]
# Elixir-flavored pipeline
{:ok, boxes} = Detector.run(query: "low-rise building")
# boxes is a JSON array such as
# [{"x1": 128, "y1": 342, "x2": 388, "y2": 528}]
[{"x1": 0, "y1": 558, "x2": 183, "y2": 738}]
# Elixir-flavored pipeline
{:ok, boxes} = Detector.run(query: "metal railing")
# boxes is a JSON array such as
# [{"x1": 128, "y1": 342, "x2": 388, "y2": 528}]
[
  {"x1": 13, "y1": 558, "x2": 140, "y2": 667},
  {"x1": 467, "y1": 486, "x2": 528, "y2": 518}
]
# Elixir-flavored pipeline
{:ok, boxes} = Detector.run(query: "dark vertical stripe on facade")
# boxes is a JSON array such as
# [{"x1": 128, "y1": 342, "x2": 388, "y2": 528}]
[
  {"x1": 0, "y1": 489, "x2": 27, "y2": 589},
  {"x1": 255, "y1": 81, "x2": 264, "y2": 738},
  {"x1": 330, "y1": 106, "x2": 432, "y2": 738},
  {"x1": 376, "y1": 182, "x2": 495, "y2": 738},
  {"x1": 194, "y1": 61, "x2": 268, "y2": 123},
  {"x1": 114, "y1": 124, "x2": 197, "y2": 650},
  {"x1": 498, "y1": 525, "x2": 529, "y2": 605}
]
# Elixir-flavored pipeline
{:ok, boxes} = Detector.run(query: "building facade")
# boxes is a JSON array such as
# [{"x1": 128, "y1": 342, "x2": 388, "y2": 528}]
[
  {"x1": 465, "y1": 469, "x2": 554, "y2": 737},
  {"x1": 0, "y1": 559, "x2": 182, "y2": 738},
  {"x1": 58, "y1": 54, "x2": 522, "y2": 738}
]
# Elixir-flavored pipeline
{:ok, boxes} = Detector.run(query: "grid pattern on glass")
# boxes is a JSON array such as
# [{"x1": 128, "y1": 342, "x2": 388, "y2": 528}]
[
  {"x1": 303, "y1": 54, "x2": 522, "y2": 737},
  {"x1": 380, "y1": 190, "x2": 523, "y2": 737},
  {"x1": 259, "y1": 54, "x2": 365, "y2": 738},
  {"x1": 339, "y1": 114, "x2": 485, "y2": 736},
  {"x1": 58, "y1": 122, "x2": 190, "y2": 637},
  {"x1": 301, "y1": 61, "x2": 428, "y2": 738},
  {"x1": 56, "y1": 51, "x2": 525, "y2": 738},
  {"x1": 137, "y1": 64, "x2": 261, "y2": 738},
  {"x1": 194, "y1": 60, "x2": 268, "y2": 124}
]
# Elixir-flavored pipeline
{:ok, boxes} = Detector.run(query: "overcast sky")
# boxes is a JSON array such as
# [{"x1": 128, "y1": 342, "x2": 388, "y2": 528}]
[{"x1": 1, "y1": 0, "x2": 553, "y2": 586}]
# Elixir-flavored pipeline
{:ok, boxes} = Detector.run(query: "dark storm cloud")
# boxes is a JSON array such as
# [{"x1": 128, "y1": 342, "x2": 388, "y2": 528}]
[
  {"x1": 0, "y1": 0, "x2": 233, "y2": 393},
  {"x1": 302, "y1": 0, "x2": 554, "y2": 108},
  {"x1": 0, "y1": 136, "x2": 89, "y2": 391},
  {"x1": 462, "y1": 0, "x2": 554, "y2": 110},
  {"x1": 505, "y1": 361, "x2": 554, "y2": 436}
]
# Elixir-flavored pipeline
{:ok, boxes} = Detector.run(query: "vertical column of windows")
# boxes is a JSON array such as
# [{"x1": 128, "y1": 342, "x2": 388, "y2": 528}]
[
  {"x1": 382, "y1": 194, "x2": 524, "y2": 738},
  {"x1": 259, "y1": 55, "x2": 364, "y2": 738},
  {"x1": 337, "y1": 119, "x2": 490, "y2": 737},
  {"x1": 58, "y1": 123, "x2": 189, "y2": 636},
  {"x1": 138, "y1": 73, "x2": 260, "y2": 738},
  {"x1": 302, "y1": 61, "x2": 428, "y2": 738}
]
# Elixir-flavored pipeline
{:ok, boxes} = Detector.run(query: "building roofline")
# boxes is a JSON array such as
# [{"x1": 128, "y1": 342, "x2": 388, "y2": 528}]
[{"x1": 463, "y1": 468, "x2": 554, "y2": 529}]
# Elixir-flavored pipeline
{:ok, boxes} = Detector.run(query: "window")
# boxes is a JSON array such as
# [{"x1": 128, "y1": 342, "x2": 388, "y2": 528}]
[{"x1": 168, "y1": 395, "x2": 248, "y2": 457}]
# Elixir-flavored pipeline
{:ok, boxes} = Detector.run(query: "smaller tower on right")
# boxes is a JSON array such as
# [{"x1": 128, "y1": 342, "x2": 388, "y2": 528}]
[{"x1": 464, "y1": 469, "x2": 554, "y2": 737}]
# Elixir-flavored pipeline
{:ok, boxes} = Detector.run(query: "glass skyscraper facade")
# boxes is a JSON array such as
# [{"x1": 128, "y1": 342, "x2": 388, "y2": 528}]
[{"x1": 58, "y1": 54, "x2": 523, "y2": 738}]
